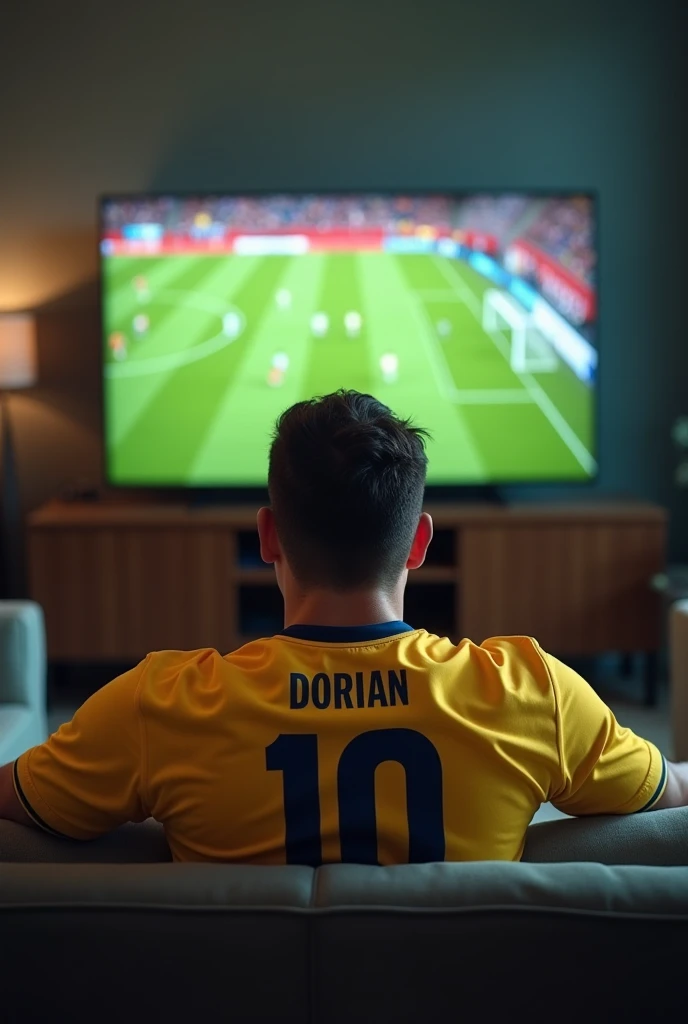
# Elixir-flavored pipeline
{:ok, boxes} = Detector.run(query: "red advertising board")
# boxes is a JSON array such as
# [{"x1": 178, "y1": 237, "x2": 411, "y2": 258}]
[
  {"x1": 505, "y1": 239, "x2": 595, "y2": 324},
  {"x1": 103, "y1": 229, "x2": 385, "y2": 256}
]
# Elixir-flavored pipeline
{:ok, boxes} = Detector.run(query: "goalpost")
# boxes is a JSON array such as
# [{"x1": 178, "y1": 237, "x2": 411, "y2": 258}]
[{"x1": 482, "y1": 288, "x2": 557, "y2": 374}]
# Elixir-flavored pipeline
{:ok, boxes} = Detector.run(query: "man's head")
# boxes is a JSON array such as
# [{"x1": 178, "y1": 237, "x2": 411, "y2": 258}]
[{"x1": 258, "y1": 390, "x2": 432, "y2": 594}]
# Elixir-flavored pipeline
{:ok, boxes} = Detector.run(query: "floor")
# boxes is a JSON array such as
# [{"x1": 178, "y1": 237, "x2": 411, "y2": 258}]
[{"x1": 47, "y1": 655, "x2": 674, "y2": 827}]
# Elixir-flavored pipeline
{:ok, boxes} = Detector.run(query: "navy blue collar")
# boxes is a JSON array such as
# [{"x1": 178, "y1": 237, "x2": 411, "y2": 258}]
[{"x1": 280, "y1": 621, "x2": 415, "y2": 643}]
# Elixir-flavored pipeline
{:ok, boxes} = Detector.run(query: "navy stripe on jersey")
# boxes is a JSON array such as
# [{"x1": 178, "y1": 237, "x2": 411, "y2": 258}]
[
  {"x1": 637, "y1": 755, "x2": 668, "y2": 812},
  {"x1": 280, "y1": 621, "x2": 415, "y2": 643},
  {"x1": 13, "y1": 760, "x2": 71, "y2": 838}
]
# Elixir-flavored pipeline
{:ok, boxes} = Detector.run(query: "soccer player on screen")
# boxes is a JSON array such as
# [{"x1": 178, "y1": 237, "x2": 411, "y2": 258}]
[
  {"x1": 1, "y1": 390, "x2": 684, "y2": 864},
  {"x1": 108, "y1": 332, "x2": 128, "y2": 361},
  {"x1": 132, "y1": 276, "x2": 149, "y2": 302},
  {"x1": 379, "y1": 352, "x2": 399, "y2": 383},
  {"x1": 344, "y1": 311, "x2": 363, "y2": 338},
  {"x1": 132, "y1": 314, "x2": 149, "y2": 336},
  {"x1": 310, "y1": 312, "x2": 329, "y2": 337},
  {"x1": 223, "y1": 311, "x2": 242, "y2": 340},
  {"x1": 267, "y1": 351, "x2": 289, "y2": 388}
]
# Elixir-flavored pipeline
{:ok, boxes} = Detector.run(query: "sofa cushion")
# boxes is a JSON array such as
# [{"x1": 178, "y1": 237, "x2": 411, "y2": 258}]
[
  {"x1": 314, "y1": 859, "x2": 688, "y2": 913},
  {"x1": 0, "y1": 864, "x2": 314, "y2": 1024},
  {"x1": 311, "y1": 874, "x2": 688, "y2": 1024}
]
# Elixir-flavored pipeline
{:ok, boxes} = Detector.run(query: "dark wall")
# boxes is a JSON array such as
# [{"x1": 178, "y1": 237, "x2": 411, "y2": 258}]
[{"x1": 1, "y1": 0, "x2": 686, "y2": 553}]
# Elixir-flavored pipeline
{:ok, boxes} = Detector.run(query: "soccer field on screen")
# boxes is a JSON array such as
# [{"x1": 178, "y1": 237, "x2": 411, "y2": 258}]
[{"x1": 103, "y1": 252, "x2": 595, "y2": 485}]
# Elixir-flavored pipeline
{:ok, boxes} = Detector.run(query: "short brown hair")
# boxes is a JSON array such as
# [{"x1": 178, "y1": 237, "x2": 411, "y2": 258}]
[{"x1": 268, "y1": 390, "x2": 429, "y2": 590}]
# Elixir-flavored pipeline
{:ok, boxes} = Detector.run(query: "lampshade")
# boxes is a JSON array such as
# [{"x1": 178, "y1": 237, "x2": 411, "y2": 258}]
[{"x1": 0, "y1": 313, "x2": 37, "y2": 389}]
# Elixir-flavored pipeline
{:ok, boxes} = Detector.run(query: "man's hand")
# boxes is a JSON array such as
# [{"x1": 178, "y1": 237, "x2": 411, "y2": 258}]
[{"x1": 0, "y1": 762, "x2": 36, "y2": 827}]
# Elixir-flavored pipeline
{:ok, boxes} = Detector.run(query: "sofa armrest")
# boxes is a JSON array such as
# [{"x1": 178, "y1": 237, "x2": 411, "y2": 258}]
[
  {"x1": 523, "y1": 806, "x2": 688, "y2": 865},
  {"x1": 670, "y1": 599, "x2": 688, "y2": 761},
  {"x1": 0, "y1": 818, "x2": 172, "y2": 863},
  {"x1": 0, "y1": 601, "x2": 46, "y2": 709}
]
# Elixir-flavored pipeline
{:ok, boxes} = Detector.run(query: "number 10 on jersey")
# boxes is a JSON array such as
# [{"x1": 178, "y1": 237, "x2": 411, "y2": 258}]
[{"x1": 266, "y1": 727, "x2": 445, "y2": 866}]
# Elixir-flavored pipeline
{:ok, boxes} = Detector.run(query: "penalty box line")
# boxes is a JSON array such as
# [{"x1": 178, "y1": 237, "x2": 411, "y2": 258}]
[
  {"x1": 432, "y1": 256, "x2": 597, "y2": 476},
  {"x1": 409, "y1": 293, "x2": 535, "y2": 408}
]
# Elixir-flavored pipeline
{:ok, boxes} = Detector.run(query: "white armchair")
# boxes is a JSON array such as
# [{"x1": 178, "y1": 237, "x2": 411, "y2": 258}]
[
  {"x1": 670, "y1": 599, "x2": 688, "y2": 761},
  {"x1": 0, "y1": 601, "x2": 48, "y2": 765}
]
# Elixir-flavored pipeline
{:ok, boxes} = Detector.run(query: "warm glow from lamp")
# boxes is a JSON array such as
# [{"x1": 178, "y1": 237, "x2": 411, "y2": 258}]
[{"x1": 0, "y1": 313, "x2": 37, "y2": 389}]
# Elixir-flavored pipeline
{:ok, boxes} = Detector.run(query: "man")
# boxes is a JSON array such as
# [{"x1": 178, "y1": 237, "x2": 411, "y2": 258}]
[{"x1": 0, "y1": 390, "x2": 685, "y2": 862}]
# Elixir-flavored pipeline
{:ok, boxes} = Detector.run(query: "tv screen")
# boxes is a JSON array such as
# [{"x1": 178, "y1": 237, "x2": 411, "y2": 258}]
[{"x1": 100, "y1": 191, "x2": 597, "y2": 487}]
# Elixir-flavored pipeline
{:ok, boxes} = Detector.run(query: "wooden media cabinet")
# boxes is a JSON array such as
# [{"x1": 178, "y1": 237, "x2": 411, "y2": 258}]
[{"x1": 28, "y1": 500, "x2": 666, "y2": 699}]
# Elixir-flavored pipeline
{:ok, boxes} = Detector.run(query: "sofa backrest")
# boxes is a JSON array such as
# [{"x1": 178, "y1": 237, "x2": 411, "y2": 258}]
[
  {"x1": 3, "y1": 806, "x2": 688, "y2": 866},
  {"x1": 1, "y1": 859, "x2": 687, "y2": 1023},
  {"x1": 2, "y1": 811, "x2": 687, "y2": 1020}
]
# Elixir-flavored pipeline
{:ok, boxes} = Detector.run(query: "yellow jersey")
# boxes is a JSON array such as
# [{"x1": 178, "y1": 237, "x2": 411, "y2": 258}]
[{"x1": 14, "y1": 622, "x2": 667, "y2": 863}]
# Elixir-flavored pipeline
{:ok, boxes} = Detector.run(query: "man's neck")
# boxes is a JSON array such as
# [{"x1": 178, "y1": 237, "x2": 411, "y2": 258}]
[{"x1": 283, "y1": 583, "x2": 405, "y2": 629}]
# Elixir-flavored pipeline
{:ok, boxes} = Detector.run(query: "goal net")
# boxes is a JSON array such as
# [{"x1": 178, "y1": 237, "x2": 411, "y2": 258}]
[{"x1": 482, "y1": 288, "x2": 557, "y2": 374}]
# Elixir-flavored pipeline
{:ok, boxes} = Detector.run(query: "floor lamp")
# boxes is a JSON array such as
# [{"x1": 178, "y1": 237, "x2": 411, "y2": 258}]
[{"x1": 0, "y1": 313, "x2": 37, "y2": 598}]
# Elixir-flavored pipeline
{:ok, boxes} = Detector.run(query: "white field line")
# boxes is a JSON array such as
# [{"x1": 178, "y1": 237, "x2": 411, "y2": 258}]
[
  {"x1": 105, "y1": 327, "x2": 231, "y2": 377},
  {"x1": 407, "y1": 297, "x2": 462, "y2": 404},
  {"x1": 105, "y1": 288, "x2": 246, "y2": 378},
  {"x1": 432, "y1": 256, "x2": 597, "y2": 475},
  {"x1": 409, "y1": 296, "x2": 535, "y2": 407},
  {"x1": 433, "y1": 257, "x2": 482, "y2": 318}
]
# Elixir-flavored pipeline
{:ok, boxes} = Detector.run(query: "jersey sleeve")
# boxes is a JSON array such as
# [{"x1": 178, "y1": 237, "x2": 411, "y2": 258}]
[
  {"x1": 538, "y1": 649, "x2": 667, "y2": 815},
  {"x1": 13, "y1": 658, "x2": 150, "y2": 839}
]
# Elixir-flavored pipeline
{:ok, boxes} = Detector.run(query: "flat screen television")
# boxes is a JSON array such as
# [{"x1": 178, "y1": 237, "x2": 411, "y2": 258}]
[{"x1": 100, "y1": 191, "x2": 597, "y2": 488}]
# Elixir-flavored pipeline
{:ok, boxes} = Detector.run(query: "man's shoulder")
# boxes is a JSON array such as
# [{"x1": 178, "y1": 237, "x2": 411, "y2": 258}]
[
  {"x1": 467, "y1": 635, "x2": 553, "y2": 697},
  {"x1": 419, "y1": 632, "x2": 543, "y2": 663},
  {"x1": 138, "y1": 647, "x2": 232, "y2": 692},
  {"x1": 475, "y1": 634, "x2": 544, "y2": 660},
  {"x1": 142, "y1": 639, "x2": 280, "y2": 679},
  {"x1": 423, "y1": 634, "x2": 551, "y2": 702},
  {"x1": 144, "y1": 647, "x2": 226, "y2": 668}
]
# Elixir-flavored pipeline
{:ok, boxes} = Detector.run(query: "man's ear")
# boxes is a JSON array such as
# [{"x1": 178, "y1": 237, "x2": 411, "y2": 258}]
[
  {"x1": 257, "y1": 507, "x2": 281, "y2": 564},
  {"x1": 405, "y1": 516, "x2": 432, "y2": 573},
  {"x1": 407, "y1": 512, "x2": 433, "y2": 570}
]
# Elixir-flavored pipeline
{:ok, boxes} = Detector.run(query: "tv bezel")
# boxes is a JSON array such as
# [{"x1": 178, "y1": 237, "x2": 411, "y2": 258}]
[{"x1": 98, "y1": 188, "x2": 599, "y2": 499}]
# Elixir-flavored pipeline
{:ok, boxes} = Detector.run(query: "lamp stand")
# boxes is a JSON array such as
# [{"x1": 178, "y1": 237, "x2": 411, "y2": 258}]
[{"x1": 0, "y1": 390, "x2": 21, "y2": 598}]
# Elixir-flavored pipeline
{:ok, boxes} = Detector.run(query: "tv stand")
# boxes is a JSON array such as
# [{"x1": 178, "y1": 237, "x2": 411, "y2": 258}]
[
  {"x1": 188, "y1": 488, "x2": 268, "y2": 508},
  {"x1": 188, "y1": 485, "x2": 508, "y2": 508},
  {"x1": 27, "y1": 499, "x2": 666, "y2": 704},
  {"x1": 426, "y1": 485, "x2": 507, "y2": 505}
]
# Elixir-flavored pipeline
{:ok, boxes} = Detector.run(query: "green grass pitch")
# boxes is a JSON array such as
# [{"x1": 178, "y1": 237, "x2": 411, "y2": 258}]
[{"x1": 103, "y1": 252, "x2": 595, "y2": 486}]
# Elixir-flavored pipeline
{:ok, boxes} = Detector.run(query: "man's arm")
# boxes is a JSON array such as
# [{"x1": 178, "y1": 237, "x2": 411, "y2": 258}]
[
  {"x1": 654, "y1": 762, "x2": 688, "y2": 809},
  {"x1": 538, "y1": 648, "x2": 669, "y2": 815},
  {"x1": 0, "y1": 762, "x2": 36, "y2": 827},
  {"x1": 3, "y1": 660, "x2": 149, "y2": 839}
]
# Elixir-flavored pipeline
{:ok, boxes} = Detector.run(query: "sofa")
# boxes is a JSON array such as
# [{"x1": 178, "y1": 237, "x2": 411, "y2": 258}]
[
  {"x1": 0, "y1": 601, "x2": 47, "y2": 765},
  {"x1": 1, "y1": 811, "x2": 688, "y2": 1023},
  {"x1": 2, "y1": 601, "x2": 688, "y2": 1021}
]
